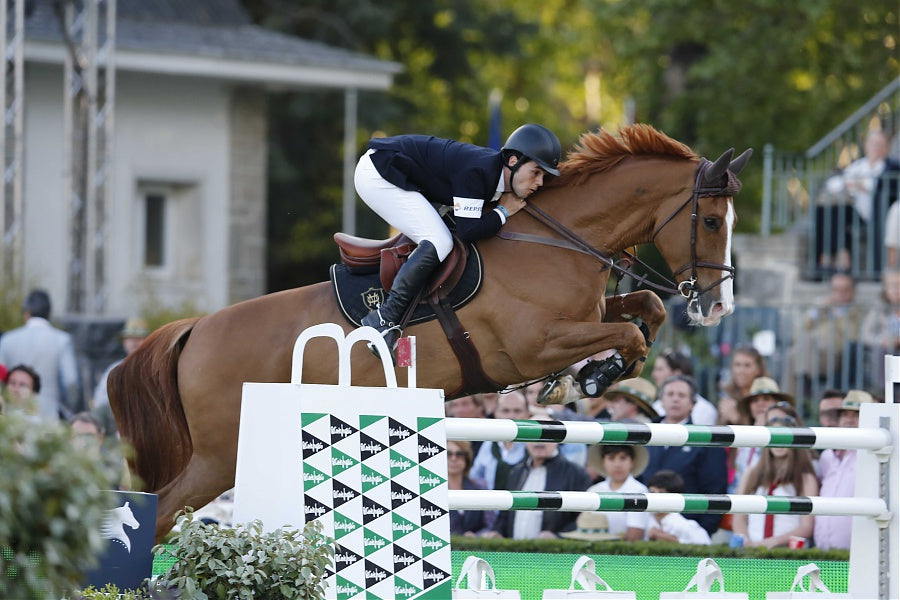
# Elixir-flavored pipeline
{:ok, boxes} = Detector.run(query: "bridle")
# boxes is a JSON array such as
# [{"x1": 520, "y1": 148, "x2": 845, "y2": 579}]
[{"x1": 501, "y1": 157, "x2": 737, "y2": 305}]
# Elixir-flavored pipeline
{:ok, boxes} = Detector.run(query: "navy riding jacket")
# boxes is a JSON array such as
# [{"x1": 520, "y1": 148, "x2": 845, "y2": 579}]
[{"x1": 368, "y1": 135, "x2": 505, "y2": 243}]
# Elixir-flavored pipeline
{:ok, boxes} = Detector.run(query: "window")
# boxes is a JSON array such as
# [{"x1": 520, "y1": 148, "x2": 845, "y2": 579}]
[{"x1": 144, "y1": 191, "x2": 166, "y2": 267}]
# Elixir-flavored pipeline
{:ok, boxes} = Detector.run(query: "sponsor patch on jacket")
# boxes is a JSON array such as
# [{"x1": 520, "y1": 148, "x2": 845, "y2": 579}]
[{"x1": 453, "y1": 197, "x2": 484, "y2": 218}]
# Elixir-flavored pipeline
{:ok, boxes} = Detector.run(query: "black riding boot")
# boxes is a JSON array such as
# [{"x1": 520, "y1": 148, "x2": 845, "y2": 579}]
[{"x1": 361, "y1": 240, "x2": 441, "y2": 360}]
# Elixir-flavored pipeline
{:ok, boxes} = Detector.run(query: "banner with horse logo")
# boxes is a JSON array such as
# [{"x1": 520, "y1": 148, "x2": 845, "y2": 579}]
[
  {"x1": 233, "y1": 324, "x2": 450, "y2": 600},
  {"x1": 83, "y1": 490, "x2": 157, "y2": 591}
]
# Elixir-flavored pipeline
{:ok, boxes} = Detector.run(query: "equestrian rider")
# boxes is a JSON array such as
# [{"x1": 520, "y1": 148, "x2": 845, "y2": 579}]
[{"x1": 354, "y1": 123, "x2": 562, "y2": 358}]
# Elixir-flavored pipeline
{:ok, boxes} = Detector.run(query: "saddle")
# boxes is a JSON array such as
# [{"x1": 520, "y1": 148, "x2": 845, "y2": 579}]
[
  {"x1": 333, "y1": 232, "x2": 468, "y2": 299},
  {"x1": 331, "y1": 232, "x2": 499, "y2": 397}
]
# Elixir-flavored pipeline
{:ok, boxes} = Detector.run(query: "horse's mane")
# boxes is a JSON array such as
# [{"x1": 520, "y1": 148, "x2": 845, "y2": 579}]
[{"x1": 550, "y1": 124, "x2": 697, "y2": 187}]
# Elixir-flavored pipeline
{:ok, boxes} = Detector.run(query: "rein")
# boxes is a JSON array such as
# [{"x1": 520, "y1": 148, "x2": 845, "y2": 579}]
[{"x1": 502, "y1": 158, "x2": 735, "y2": 302}]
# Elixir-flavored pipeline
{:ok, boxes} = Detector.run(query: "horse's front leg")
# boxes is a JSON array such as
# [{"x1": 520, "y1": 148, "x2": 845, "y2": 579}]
[
  {"x1": 535, "y1": 320, "x2": 648, "y2": 403},
  {"x1": 602, "y1": 290, "x2": 668, "y2": 371}
]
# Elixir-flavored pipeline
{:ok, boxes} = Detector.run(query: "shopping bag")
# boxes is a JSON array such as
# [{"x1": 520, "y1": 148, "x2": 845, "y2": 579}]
[
  {"x1": 541, "y1": 555, "x2": 636, "y2": 599},
  {"x1": 765, "y1": 563, "x2": 852, "y2": 599},
  {"x1": 659, "y1": 558, "x2": 749, "y2": 599},
  {"x1": 452, "y1": 555, "x2": 521, "y2": 599}
]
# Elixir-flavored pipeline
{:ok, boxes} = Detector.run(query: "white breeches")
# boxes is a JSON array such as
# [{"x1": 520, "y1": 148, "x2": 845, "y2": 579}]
[{"x1": 354, "y1": 150, "x2": 454, "y2": 261}]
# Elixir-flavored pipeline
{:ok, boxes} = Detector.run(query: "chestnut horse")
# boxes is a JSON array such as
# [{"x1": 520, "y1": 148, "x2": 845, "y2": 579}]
[{"x1": 109, "y1": 124, "x2": 750, "y2": 540}]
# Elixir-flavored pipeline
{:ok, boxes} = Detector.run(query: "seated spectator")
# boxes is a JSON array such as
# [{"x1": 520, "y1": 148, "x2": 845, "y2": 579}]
[
  {"x1": 732, "y1": 377, "x2": 796, "y2": 494},
  {"x1": 650, "y1": 350, "x2": 717, "y2": 425},
  {"x1": 794, "y1": 272, "x2": 862, "y2": 395},
  {"x1": 642, "y1": 375, "x2": 727, "y2": 535},
  {"x1": 732, "y1": 403, "x2": 818, "y2": 548},
  {"x1": 815, "y1": 390, "x2": 878, "y2": 550},
  {"x1": 3, "y1": 364, "x2": 41, "y2": 419},
  {"x1": 886, "y1": 201, "x2": 900, "y2": 269},
  {"x1": 470, "y1": 391, "x2": 528, "y2": 490},
  {"x1": 861, "y1": 270, "x2": 900, "y2": 390},
  {"x1": 70, "y1": 411, "x2": 105, "y2": 455},
  {"x1": 584, "y1": 444, "x2": 650, "y2": 541},
  {"x1": 484, "y1": 436, "x2": 592, "y2": 539},
  {"x1": 478, "y1": 392, "x2": 499, "y2": 417},
  {"x1": 447, "y1": 394, "x2": 486, "y2": 455},
  {"x1": 817, "y1": 388, "x2": 845, "y2": 428},
  {"x1": 602, "y1": 378, "x2": 659, "y2": 424},
  {"x1": 447, "y1": 440, "x2": 495, "y2": 536},
  {"x1": 814, "y1": 130, "x2": 899, "y2": 274},
  {"x1": 719, "y1": 345, "x2": 769, "y2": 423},
  {"x1": 643, "y1": 470, "x2": 711, "y2": 545},
  {"x1": 559, "y1": 511, "x2": 620, "y2": 543}
]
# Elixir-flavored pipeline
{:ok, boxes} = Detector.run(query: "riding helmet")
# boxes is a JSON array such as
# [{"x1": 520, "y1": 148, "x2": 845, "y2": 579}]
[{"x1": 502, "y1": 123, "x2": 562, "y2": 176}]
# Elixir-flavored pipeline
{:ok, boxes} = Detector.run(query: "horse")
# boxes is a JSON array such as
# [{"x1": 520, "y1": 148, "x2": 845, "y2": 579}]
[
  {"x1": 108, "y1": 124, "x2": 751, "y2": 540},
  {"x1": 101, "y1": 501, "x2": 140, "y2": 553}
]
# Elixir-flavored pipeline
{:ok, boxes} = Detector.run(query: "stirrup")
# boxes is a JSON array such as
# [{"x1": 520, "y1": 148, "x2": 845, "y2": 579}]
[
  {"x1": 366, "y1": 325, "x2": 401, "y2": 365},
  {"x1": 537, "y1": 375, "x2": 580, "y2": 406}
]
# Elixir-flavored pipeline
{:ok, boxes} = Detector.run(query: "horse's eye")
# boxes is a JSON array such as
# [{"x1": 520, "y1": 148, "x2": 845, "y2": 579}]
[{"x1": 702, "y1": 216, "x2": 721, "y2": 232}]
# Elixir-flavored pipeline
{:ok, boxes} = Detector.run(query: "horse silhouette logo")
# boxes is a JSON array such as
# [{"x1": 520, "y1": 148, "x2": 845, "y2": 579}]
[
  {"x1": 101, "y1": 501, "x2": 140, "y2": 553},
  {"x1": 361, "y1": 287, "x2": 385, "y2": 312}
]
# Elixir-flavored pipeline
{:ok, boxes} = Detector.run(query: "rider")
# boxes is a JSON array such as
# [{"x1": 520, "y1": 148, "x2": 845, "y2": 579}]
[{"x1": 354, "y1": 123, "x2": 562, "y2": 358}]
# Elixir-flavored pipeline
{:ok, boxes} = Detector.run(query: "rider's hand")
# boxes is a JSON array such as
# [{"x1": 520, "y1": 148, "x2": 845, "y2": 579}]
[{"x1": 499, "y1": 193, "x2": 527, "y2": 217}]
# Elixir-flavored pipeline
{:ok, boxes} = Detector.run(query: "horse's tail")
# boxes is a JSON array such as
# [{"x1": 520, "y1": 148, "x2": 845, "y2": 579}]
[{"x1": 108, "y1": 317, "x2": 200, "y2": 493}]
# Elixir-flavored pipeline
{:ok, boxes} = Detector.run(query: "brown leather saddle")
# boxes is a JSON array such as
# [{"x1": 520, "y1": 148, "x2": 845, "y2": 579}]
[
  {"x1": 333, "y1": 232, "x2": 468, "y2": 300},
  {"x1": 332, "y1": 231, "x2": 500, "y2": 398}
]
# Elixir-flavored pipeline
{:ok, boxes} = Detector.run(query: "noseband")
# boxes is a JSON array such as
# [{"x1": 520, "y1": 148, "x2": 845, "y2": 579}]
[{"x1": 517, "y1": 157, "x2": 735, "y2": 302}]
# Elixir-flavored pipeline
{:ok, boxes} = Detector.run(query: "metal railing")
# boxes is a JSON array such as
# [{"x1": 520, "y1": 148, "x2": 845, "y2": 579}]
[
  {"x1": 652, "y1": 298, "x2": 898, "y2": 422},
  {"x1": 761, "y1": 78, "x2": 900, "y2": 281}
]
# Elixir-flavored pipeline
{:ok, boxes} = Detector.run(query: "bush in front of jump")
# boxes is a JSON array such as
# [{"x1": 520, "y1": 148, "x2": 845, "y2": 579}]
[
  {"x1": 0, "y1": 412, "x2": 115, "y2": 599},
  {"x1": 155, "y1": 509, "x2": 334, "y2": 599}
]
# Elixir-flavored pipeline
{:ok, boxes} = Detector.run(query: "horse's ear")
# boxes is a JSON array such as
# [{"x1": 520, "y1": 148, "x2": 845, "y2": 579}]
[
  {"x1": 705, "y1": 148, "x2": 734, "y2": 183},
  {"x1": 729, "y1": 148, "x2": 753, "y2": 175}
]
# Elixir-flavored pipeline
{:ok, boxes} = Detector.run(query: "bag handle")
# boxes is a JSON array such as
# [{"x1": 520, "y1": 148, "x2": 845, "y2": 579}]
[
  {"x1": 790, "y1": 563, "x2": 832, "y2": 593},
  {"x1": 683, "y1": 558, "x2": 725, "y2": 593},
  {"x1": 290, "y1": 323, "x2": 397, "y2": 387},
  {"x1": 455, "y1": 555, "x2": 497, "y2": 591},
  {"x1": 569, "y1": 555, "x2": 613, "y2": 591}
]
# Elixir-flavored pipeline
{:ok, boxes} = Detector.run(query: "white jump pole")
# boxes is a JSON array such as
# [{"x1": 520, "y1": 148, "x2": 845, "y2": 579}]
[{"x1": 848, "y1": 354, "x2": 898, "y2": 600}]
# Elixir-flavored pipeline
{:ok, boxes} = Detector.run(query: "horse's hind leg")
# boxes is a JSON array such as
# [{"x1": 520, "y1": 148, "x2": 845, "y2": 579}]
[{"x1": 152, "y1": 452, "x2": 233, "y2": 542}]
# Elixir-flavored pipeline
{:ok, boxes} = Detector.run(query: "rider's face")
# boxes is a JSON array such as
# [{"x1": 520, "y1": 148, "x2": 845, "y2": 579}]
[{"x1": 508, "y1": 158, "x2": 547, "y2": 199}]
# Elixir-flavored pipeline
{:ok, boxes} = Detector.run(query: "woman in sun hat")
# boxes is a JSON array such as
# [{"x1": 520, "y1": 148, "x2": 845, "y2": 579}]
[{"x1": 731, "y1": 377, "x2": 795, "y2": 495}]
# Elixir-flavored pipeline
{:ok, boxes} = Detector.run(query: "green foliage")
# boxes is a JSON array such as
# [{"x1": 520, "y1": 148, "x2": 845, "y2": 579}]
[
  {"x1": 75, "y1": 582, "x2": 176, "y2": 599},
  {"x1": 244, "y1": 0, "x2": 897, "y2": 289},
  {"x1": 155, "y1": 509, "x2": 335, "y2": 600},
  {"x1": 0, "y1": 413, "x2": 115, "y2": 599},
  {"x1": 449, "y1": 535, "x2": 851, "y2": 561}
]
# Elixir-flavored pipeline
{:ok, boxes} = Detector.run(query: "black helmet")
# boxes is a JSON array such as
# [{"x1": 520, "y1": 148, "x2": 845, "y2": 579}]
[{"x1": 501, "y1": 124, "x2": 561, "y2": 176}]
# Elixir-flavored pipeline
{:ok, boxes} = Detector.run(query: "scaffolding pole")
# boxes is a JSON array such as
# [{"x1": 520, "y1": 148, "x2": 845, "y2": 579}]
[
  {"x1": 61, "y1": 0, "x2": 115, "y2": 315},
  {"x1": 1, "y1": 0, "x2": 25, "y2": 297}
]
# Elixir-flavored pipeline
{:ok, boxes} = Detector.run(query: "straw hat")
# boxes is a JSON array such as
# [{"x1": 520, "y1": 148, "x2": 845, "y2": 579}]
[
  {"x1": 120, "y1": 317, "x2": 150, "y2": 339},
  {"x1": 739, "y1": 377, "x2": 794, "y2": 420},
  {"x1": 587, "y1": 442, "x2": 649, "y2": 479},
  {"x1": 840, "y1": 390, "x2": 876, "y2": 411},
  {"x1": 602, "y1": 378, "x2": 659, "y2": 420},
  {"x1": 559, "y1": 511, "x2": 621, "y2": 541}
]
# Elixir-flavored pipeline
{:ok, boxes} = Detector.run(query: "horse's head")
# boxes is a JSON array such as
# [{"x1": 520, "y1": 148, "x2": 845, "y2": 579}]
[
  {"x1": 653, "y1": 147, "x2": 752, "y2": 326},
  {"x1": 117, "y1": 501, "x2": 140, "y2": 529}
]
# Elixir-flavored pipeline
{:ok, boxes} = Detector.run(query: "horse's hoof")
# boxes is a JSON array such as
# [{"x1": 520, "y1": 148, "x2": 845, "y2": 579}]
[{"x1": 537, "y1": 375, "x2": 579, "y2": 406}]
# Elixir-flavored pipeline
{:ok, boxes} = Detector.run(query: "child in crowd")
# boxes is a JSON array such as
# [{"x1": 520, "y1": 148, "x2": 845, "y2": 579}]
[
  {"x1": 643, "y1": 470, "x2": 712, "y2": 545},
  {"x1": 584, "y1": 444, "x2": 650, "y2": 541}
]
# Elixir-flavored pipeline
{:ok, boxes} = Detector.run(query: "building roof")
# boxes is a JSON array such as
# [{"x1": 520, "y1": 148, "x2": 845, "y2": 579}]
[{"x1": 23, "y1": 0, "x2": 401, "y2": 90}]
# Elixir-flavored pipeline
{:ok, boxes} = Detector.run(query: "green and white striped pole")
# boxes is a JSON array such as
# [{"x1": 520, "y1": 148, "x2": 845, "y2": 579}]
[
  {"x1": 444, "y1": 418, "x2": 892, "y2": 451},
  {"x1": 447, "y1": 490, "x2": 888, "y2": 518}
]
